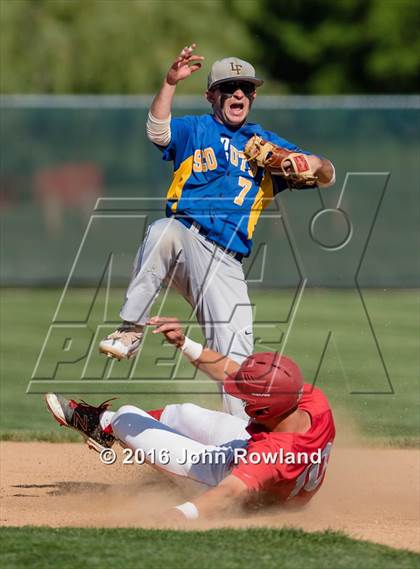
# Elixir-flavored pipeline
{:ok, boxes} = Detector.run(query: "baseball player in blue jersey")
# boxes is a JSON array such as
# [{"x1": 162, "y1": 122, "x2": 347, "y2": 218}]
[{"x1": 99, "y1": 44, "x2": 335, "y2": 418}]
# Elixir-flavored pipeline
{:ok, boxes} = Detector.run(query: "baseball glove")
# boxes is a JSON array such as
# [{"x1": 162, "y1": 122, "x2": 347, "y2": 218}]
[{"x1": 244, "y1": 134, "x2": 318, "y2": 189}]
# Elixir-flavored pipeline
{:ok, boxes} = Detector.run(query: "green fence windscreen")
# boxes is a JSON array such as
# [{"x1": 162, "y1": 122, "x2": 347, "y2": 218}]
[{"x1": 1, "y1": 96, "x2": 418, "y2": 288}]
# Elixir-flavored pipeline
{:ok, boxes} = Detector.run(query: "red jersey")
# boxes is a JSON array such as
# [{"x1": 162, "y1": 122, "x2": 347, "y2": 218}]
[{"x1": 231, "y1": 384, "x2": 335, "y2": 505}]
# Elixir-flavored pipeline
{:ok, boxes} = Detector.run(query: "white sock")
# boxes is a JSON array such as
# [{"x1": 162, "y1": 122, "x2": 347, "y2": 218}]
[{"x1": 100, "y1": 410, "x2": 115, "y2": 431}]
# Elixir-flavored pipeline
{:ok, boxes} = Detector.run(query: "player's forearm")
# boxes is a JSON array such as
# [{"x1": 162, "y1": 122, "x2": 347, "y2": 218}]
[
  {"x1": 148, "y1": 316, "x2": 240, "y2": 382},
  {"x1": 150, "y1": 80, "x2": 177, "y2": 120},
  {"x1": 308, "y1": 156, "x2": 335, "y2": 187},
  {"x1": 147, "y1": 81, "x2": 176, "y2": 145},
  {"x1": 174, "y1": 475, "x2": 247, "y2": 520},
  {"x1": 192, "y1": 347, "x2": 240, "y2": 383}
]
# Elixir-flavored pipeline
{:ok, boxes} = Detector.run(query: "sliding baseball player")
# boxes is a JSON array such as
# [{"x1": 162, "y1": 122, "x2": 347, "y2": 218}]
[{"x1": 46, "y1": 316, "x2": 335, "y2": 522}]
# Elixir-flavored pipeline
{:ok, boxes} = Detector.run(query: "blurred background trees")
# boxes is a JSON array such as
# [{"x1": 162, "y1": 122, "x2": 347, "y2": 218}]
[
  {"x1": 228, "y1": 0, "x2": 420, "y2": 93},
  {"x1": 1, "y1": 0, "x2": 419, "y2": 94}
]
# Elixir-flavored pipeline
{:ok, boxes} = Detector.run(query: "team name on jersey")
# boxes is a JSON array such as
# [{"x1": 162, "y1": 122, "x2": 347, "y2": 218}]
[
  {"x1": 193, "y1": 148, "x2": 218, "y2": 172},
  {"x1": 221, "y1": 137, "x2": 253, "y2": 175},
  {"x1": 192, "y1": 139, "x2": 253, "y2": 176}
]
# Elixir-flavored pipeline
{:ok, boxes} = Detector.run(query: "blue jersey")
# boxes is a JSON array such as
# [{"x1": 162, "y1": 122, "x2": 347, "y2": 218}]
[{"x1": 158, "y1": 114, "x2": 313, "y2": 257}]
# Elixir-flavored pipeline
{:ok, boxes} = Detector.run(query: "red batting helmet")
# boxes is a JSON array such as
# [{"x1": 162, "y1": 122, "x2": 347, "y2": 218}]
[{"x1": 224, "y1": 352, "x2": 304, "y2": 420}]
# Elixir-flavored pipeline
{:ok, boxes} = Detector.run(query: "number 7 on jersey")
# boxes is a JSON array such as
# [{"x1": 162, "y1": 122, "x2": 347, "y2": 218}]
[{"x1": 234, "y1": 176, "x2": 253, "y2": 206}]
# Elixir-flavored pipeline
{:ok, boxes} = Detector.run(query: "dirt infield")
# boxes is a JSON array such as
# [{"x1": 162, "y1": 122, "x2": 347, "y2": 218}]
[{"x1": 1, "y1": 442, "x2": 419, "y2": 552}]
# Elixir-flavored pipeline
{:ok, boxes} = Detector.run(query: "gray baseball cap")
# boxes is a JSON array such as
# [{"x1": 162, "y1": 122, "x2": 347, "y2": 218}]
[{"x1": 207, "y1": 57, "x2": 264, "y2": 90}]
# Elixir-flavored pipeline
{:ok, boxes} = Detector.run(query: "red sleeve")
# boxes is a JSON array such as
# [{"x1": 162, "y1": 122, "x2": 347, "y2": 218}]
[
  {"x1": 230, "y1": 440, "x2": 286, "y2": 492},
  {"x1": 147, "y1": 408, "x2": 164, "y2": 421}
]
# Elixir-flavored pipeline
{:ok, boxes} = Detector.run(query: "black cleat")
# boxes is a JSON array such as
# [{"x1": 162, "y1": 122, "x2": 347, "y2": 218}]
[{"x1": 45, "y1": 393, "x2": 115, "y2": 452}]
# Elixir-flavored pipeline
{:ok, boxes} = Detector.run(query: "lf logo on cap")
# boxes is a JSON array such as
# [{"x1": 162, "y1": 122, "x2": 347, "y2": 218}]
[{"x1": 230, "y1": 62, "x2": 243, "y2": 75}]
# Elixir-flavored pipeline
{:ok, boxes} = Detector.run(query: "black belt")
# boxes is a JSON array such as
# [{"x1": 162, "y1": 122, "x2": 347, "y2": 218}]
[{"x1": 176, "y1": 217, "x2": 243, "y2": 263}]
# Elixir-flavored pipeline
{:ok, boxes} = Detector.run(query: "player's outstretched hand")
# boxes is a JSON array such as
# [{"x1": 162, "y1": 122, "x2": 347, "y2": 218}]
[
  {"x1": 166, "y1": 43, "x2": 204, "y2": 85},
  {"x1": 148, "y1": 316, "x2": 186, "y2": 348}
]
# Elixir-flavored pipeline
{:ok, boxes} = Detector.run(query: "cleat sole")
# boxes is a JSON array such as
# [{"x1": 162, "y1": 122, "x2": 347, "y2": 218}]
[
  {"x1": 99, "y1": 345, "x2": 138, "y2": 360},
  {"x1": 45, "y1": 393, "x2": 68, "y2": 427}
]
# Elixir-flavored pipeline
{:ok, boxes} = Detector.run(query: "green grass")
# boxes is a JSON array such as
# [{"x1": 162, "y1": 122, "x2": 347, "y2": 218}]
[
  {"x1": 0, "y1": 429, "x2": 80, "y2": 443},
  {"x1": 1, "y1": 288, "x2": 419, "y2": 443},
  {"x1": 0, "y1": 527, "x2": 418, "y2": 569}
]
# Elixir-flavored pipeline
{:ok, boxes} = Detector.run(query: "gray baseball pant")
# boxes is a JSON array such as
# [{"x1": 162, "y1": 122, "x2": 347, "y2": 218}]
[{"x1": 120, "y1": 217, "x2": 253, "y2": 418}]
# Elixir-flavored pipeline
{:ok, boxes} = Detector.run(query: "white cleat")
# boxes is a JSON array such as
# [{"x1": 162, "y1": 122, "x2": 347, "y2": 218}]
[{"x1": 99, "y1": 324, "x2": 143, "y2": 360}]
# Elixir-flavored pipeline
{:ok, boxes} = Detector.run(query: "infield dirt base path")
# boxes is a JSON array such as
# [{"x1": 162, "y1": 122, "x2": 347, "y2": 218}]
[{"x1": 1, "y1": 442, "x2": 419, "y2": 552}]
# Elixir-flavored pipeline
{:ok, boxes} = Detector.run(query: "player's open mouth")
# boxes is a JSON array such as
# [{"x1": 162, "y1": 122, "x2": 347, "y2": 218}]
[{"x1": 229, "y1": 102, "x2": 245, "y2": 115}]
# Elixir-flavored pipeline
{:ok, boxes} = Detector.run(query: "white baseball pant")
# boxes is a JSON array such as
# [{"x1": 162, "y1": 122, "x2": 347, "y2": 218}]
[
  {"x1": 101, "y1": 402, "x2": 250, "y2": 486},
  {"x1": 119, "y1": 218, "x2": 254, "y2": 418}
]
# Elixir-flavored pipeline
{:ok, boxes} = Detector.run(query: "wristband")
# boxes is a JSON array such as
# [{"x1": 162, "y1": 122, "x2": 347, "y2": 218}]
[
  {"x1": 180, "y1": 336, "x2": 203, "y2": 361},
  {"x1": 175, "y1": 501, "x2": 199, "y2": 520}
]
